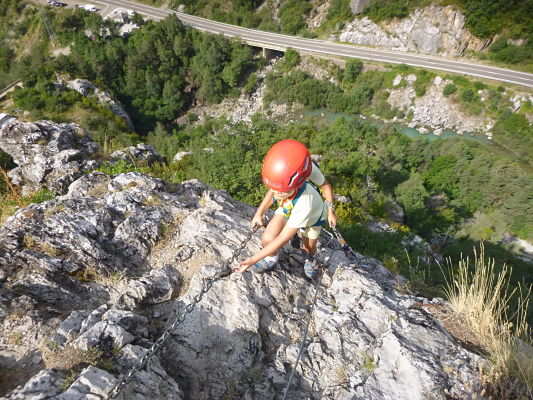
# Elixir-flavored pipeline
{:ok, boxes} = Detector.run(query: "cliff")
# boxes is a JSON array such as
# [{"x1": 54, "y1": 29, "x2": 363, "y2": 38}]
[
  {"x1": 0, "y1": 120, "x2": 485, "y2": 399},
  {"x1": 338, "y1": 4, "x2": 491, "y2": 56}
]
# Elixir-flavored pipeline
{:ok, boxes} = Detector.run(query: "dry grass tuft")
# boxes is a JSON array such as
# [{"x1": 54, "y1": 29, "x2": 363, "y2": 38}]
[{"x1": 440, "y1": 244, "x2": 532, "y2": 398}]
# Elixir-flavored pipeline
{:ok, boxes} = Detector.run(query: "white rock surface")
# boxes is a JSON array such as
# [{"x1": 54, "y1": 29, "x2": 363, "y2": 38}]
[{"x1": 338, "y1": 5, "x2": 490, "y2": 56}]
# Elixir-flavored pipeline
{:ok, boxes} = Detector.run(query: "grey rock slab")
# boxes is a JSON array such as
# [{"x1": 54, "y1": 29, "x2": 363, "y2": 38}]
[
  {"x1": 5, "y1": 369, "x2": 64, "y2": 400},
  {"x1": 54, "y1": 366, "x2": 117, "y2": 400},
  {"x1": 113, "y1": 344, "x2": 183, "y2": 400},
  {"x1": 0, "y1": 120, "x2": 99, "y2": 195},
  {"x1": 109, "y1": 143, "x2": 164, "y2": 166},
  {"x1": 75, "y1": 321, "x2": 134, "y2": 351}
]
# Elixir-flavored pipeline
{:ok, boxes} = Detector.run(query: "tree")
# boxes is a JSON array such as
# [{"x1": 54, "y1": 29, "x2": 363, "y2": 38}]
[{"x1": 343, "y1": 59, "x2": 363, "y2": 84}]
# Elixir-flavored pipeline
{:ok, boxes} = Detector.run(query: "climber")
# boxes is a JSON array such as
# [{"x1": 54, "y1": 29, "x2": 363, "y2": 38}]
[{"x1": 234, "y1": 139, "x2": 337, "y2": 279}]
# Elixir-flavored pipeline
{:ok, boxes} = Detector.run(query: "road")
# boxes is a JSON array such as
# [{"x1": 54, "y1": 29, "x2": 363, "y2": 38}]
[{"x1": 60, "y1": 0, "x2": 533, "y2": 88}]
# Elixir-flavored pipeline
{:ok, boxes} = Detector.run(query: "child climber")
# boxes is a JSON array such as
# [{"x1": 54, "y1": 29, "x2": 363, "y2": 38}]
[{"x1": 235, "y1": 139, "x2": 337, "y2": 279}]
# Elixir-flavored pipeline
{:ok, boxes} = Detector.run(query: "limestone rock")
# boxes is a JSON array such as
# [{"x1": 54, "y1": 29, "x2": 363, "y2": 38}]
[
  {"x1": 61, "y1": 78, "x2": 135, "y2": 131},
  {"x1": 1, "y1": 167, "x2": 486, "y2": 399},
  {"x1": 109, "y1": 143, "x2": 165, "y2": 166},
  {"x1": 350, "y1": 0, "x2": 372, "y2": 15},
  {"x1": 55, "y1": 366, "x2": 117, "y2": 400},
  {"x1": 387, "y1": 76, "x2": 490, "y2": 134},
  {"x1": 339, "y1": 5, "x2": 490, "y2": 56},
  {"x1": 173, "y1": 151, "x2": 192, "y2": 162},
  {"x1": 0, "y1": 120, "x2": 99, "y2": 195},
  {"x1": 5, "y1": 369, "x2": 64, "y2": 400}
]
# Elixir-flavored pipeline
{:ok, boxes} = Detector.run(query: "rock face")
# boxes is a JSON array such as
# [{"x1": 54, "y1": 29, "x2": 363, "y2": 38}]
[
  {"x1": 60, "y1": 78, "x2": 135, "y2": 131},
  {"x1": 338, "y1": 5, "x2": 491, "y2": 56},
  {"x1": 109, "y1": 143, "x2": 165, "y2": 166},
  {"x1": 0, "y1": 120, "x2": 99, "y2": 195},
  {"x1": 386, "y1": 75, "x2": 491, "y2": 134},
  {"x1": 1, "y1": 124, "x2": 485, "y2": 399},
  {"x1": 350, "y1": 0, "x2": 372, "y2": 15}
]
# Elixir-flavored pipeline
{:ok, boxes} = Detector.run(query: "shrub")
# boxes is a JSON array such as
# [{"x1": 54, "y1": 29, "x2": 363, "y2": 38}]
[
  {"x1": 277, "y1": 48, "x2": 300, "y2": 72},
  {"x1": 461, "y1": 88, "x2": 475, "y2": 102},
  {"x1": 443, "y1": 83, "x2": 457, "y2": 96},
  {"x1": 243, "y1": 72, "x2": 259, "y2": 95},
  {"x1": 343, "y1": 59, "x2": 363, "y2": 84}
]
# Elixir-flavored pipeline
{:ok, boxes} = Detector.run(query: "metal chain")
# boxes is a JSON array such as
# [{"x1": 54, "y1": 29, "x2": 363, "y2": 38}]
[
  {"x1": 107, "y1": 225, "x2": 260, "y2": 399},
  {"x1": 282, "y1": 226, "x2": 356, "y2": 399},
  {"x1": 281, "y1": 266, "x2": 323, "y2": 400}
]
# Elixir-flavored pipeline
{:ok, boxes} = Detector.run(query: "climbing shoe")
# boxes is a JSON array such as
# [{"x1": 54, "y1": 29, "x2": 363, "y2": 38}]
[
  {"x1": 250, "y1": 258, "x2": 277, "y2": 274},
  {"x1": 303, "y1": 255, "x2": 319, "y2": 280}
]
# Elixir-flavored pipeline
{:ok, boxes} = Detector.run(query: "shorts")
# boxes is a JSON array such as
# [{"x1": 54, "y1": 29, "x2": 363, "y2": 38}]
[
  {"x1": 299, "y1": 225, "x2": 322, "y2": 240},
  {"x1": 275, "y1": 204, "x2": 327, "y2": 241}
]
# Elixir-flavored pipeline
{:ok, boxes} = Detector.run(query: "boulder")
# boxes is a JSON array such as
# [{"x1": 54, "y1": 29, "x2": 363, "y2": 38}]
[
  {"x1": 0, "y1": 120, "x2": 99, "y2": 195},
  {"x1": 61, "y1": 78, "x2": 135, "y2": 131},
  {"x1": 109, "y1": 143, "x2": 165, "y2": 166}
]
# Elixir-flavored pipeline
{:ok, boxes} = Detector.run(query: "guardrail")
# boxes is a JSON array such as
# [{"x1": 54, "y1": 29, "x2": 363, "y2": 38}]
[{"x1": 0, "y1": 79, "x2": 22, "y2": 100}]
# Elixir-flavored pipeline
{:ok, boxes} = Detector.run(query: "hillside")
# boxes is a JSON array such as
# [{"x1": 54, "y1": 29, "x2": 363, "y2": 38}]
[
  {"x1": 0, "y1": 119, "x2": 501, "y2": 399},
  {"x1": 0, "y1": 2, "x2": 532, "y2": 399},
  {"x1": 167, "y1": 0, "x2": 533, "y2": 70}
]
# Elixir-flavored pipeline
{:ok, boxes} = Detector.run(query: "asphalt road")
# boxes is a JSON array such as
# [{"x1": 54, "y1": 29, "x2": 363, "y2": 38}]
[{"x1": 62, "y1": 0, "x2": 533, "y2": 88}]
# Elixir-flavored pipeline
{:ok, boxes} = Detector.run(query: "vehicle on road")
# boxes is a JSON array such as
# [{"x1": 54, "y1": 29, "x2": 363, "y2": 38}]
[
  {"x1": 47, "y1": 0, "x2": 66, "y2": 6},
  {"x1": 75, "y1": 4, "x2": 98, "y2": 12}
]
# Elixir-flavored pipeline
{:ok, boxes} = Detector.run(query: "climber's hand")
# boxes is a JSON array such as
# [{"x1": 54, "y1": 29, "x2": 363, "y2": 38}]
[
  {"x1": 252, "y1": 214, "x2": 264, "y2": 228},
  {"x1": 234, "y1": 258, "x2": 254, "y2": 274}
]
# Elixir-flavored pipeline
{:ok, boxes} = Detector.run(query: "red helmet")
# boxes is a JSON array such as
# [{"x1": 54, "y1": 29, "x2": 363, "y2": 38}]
[{"x1": 262, "y1": 139, "x2": 312, "y2": 191}]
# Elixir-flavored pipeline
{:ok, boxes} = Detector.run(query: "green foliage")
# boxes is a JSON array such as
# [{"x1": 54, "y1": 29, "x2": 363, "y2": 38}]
[
  {"x1": 28, "y1": 188, "x2": 56, "y2": 203},
  {"x1": 170, "y1": 0, "x2": 270, "y2": 30},
  {"x1": 0, "y1": 43, "x2": 13, "y2": 72},
  {"x1": 51, "y1": 15, "x2": 258, "y2": 132},
  {"x1": 443, "y1": 0, "x2": 533, "y2": 38},
  {"x1": 488, "y1": 36, "x2": 533, "y2": 66},
  {"x1": 322, "y1": 0, "x2": 353, "y2": 31},
  {"x1": 278, "y1": 0, "x2": 312, "y2": 35},
  {"x1": 442, "y1": 83, "x2": 457, "y2": 96},
  {"x1": 266, "y1": 62, "x2": 381, "y2": 115},
  {"x1": 413, "y1": 70, "x2": 435, "y2": 97},
  {"x1": 277, "y1": 48, "x2": 301, "y2": 73},
  {"x1": 343, "y1": 59, "x2": 363, "y2": 84},
  {"x1": 243, "y1": 73, "x2": 259, "y2": 95},
  {"x1": 363, "y1": 0, "x2": 420, "y2": 22},
  {"x1": 492, "y1": 110, "x2": 533, "y2": 164}
]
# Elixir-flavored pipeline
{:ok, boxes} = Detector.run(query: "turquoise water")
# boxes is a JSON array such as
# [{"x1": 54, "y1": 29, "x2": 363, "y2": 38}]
[{"x1": 301, "y1": 109, "x2": 491, "y2": 143}]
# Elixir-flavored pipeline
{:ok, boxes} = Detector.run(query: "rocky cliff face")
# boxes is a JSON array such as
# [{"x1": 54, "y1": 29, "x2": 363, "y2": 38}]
[
  {"x1": 0, "y1": 120, "x2": 485, "y2": 399},
  {"x1": 0, "y1": 120, "x2": 100, "y2": 196},
  {"x1": 58, "y1": 78, "x2": 135, "y2": 131},
  {"x1": 385, "y1": 74, "x2": 492, "y2": 135},
  {"x1": 338, "y1": 4, "x2": 491, "y2": 56}
]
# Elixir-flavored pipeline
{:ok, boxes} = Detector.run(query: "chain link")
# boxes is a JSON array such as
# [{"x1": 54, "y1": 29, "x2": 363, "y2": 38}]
[{"x1": 107, "y1": 225, "x2": 259, "y2": 399}]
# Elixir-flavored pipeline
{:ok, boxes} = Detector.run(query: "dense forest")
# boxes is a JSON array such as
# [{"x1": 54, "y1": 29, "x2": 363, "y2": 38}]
[{"x1": 0, "y1": 2, "x2": 531, "y2": 321}]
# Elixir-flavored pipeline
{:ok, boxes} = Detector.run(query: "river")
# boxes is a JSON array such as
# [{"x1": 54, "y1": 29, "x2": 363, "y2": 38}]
[{"x1": 301, "y1": 109, "x2": 491, "y2": 143}]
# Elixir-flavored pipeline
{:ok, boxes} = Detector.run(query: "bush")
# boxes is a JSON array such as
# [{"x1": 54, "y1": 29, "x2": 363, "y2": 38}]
[
  {"x1": 343, "y1": 59, "x2": 363, "y2": 84},
  {"x1": 442, "y1": 83, "x2": 457, "y2": 96},
  {"x1": 461, "y1": 88, "x2": 475, "y2": 102},
  {"x1": 277, "y1": 48, "x2": 300, "y2": 72},
  {"x1": 243, "y1": 72, "x2": 259, "y2": 95}
]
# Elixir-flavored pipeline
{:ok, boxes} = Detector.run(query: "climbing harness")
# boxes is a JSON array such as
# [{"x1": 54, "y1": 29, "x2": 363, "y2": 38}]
[
  {"x1": 106, "y1": 225, "x2": 260, "y2": 399},
  {"x1": 282, "y1": 225, "x2": 357, "y2": 398}
]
